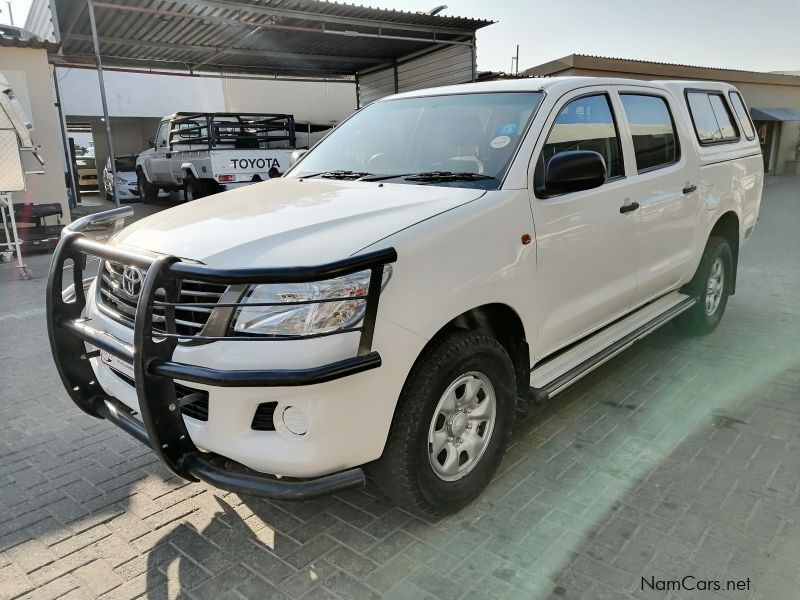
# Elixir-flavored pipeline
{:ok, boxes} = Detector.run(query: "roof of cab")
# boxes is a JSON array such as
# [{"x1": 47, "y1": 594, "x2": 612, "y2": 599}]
[{"x1": 381, "y1": 76, "x2": 739, "y2": 102}]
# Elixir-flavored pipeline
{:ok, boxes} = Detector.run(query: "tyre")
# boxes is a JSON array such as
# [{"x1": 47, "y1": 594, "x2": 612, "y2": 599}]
[
  {"x1": 137, "y1": 169, "x2": 159, "y2": 203},
  {"x1": 183, "y1": 175, "x2": 215, "y2": 201},
  {"x1": 674, "y1": 235, "x2": 733, "y2": 335},
  {"x1": 369, "y1": 331, "x2": 516, "y2": 517}
]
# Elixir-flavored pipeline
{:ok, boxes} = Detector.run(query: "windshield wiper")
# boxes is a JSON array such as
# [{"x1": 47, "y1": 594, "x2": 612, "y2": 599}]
[
  {"x1": 403, "y1": 171, "x2": 497, "y2": 182},
  {"x1": 301, "y1": 170, "x2": 374, "y2": 180}
]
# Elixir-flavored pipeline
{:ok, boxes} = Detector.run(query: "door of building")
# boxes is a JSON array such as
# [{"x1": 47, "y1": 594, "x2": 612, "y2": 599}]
[{"x1": 754, "y1": 120, "x2": 776, "y2": 172}]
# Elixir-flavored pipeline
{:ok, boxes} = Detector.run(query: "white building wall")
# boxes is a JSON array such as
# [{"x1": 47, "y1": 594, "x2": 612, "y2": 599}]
[
  {"x1": 57, "y1": 68, "x2": 226, "y2": 118},
  {"x1": 0, "y1": 49, "x2": 67, "y2": 215},
  {"x1": 57, "y1": 67, "x2": 356, "y2": 125}
]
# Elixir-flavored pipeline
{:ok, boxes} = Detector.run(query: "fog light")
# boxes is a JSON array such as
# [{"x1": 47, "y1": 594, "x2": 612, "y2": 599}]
[{"x1": 282, "y1": 406, "x2": 308, "y2": 435}]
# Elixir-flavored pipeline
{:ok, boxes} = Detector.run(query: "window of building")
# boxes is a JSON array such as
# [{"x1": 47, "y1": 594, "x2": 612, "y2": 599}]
[
  {"x1": 620, "y1": 94, "x2": 679, "y2": 172},
  {"x1": 686, "y1": 91, "x2": 739, "y2": 144},
  {"x1": 728, "y1": 92, "x2": 756, "y2": 140},
  {"x1": 535, "y1": 94, "x2": 623, "y2": 195}
]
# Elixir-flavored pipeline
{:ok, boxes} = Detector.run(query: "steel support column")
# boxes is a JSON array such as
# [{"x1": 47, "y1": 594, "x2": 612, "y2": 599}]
[
  {"x1": 86, "y1": 0, "x2": 118, "y2": 206},
  {"x1": 52, "y1": 69, "x2": 79, "y2": 210}
]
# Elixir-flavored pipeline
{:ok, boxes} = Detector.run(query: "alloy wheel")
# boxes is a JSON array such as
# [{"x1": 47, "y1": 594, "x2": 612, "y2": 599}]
[{"x1": 427, "y1": 371, "x2": 497, "y2": 482}]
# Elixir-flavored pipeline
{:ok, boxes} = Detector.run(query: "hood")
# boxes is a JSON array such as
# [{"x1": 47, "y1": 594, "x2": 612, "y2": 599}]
[{"x1": 111, "y1": 178, "x2": 485, "y2": 267}]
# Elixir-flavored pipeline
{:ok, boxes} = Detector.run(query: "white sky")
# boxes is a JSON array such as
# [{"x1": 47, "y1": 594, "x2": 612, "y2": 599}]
[{"x1": 4, "y1": 0, "x2": 799, "y2": 74}]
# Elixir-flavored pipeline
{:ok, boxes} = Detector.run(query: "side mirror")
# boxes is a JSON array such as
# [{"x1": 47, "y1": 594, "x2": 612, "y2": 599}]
[
  {"x1": 148, "y1": 137, "x2": 155, "y2": 148},
  {"x1": 289, "y1": 149, "x2": 308, "y2": 167},
  {"x1": 545, "y1": 150, "x2": 607, "y2": 196}
]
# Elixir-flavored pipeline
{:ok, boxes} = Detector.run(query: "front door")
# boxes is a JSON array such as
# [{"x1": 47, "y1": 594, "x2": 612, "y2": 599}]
[
  {"x1": 148, "y1": 121, "x2": 174, "y2": 184},
  {"x1": 529, "y1": 90, "x2": 638, "y2": 359}
]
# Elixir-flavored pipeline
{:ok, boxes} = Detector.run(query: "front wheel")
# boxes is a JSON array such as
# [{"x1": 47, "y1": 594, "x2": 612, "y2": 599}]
[
  {"x1": 137, "y1": 169, "x2": 159, "y2": 203},
  {"x1": 369, "y1": 331, "x2": 516, "y2": 517},
  {"x1": 674, "y1": 235, "x2": 733, "y2": 335}
]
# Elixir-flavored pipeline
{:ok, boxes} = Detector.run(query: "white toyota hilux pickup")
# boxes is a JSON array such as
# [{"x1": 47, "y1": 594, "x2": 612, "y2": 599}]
[{"x1": 48, "y1": 77, "x2": 762, "y2": 516}]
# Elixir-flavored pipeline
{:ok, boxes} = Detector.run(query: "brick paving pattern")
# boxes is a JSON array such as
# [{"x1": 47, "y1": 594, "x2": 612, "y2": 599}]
[{"x1": 1, "y1": 178, "x2": 799, "y2": 599}]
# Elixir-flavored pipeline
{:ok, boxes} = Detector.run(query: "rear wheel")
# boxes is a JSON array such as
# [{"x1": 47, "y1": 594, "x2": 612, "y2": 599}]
[
  {"x1": 369, "y1": 331, "x2": 516, "y2": 517},
  {"x1": 137, "y1": 169, "x2": 159, "y2": 203},
  {"x1": 674, "y1": 235, "x2": 733, "y2": 335},
  {"x1": 183, "y1": 174, "x2": 215, "y2": 201}
]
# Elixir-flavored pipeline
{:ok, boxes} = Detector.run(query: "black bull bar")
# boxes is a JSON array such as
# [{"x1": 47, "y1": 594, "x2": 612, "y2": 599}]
[{"x1": 46, "y1": 231, "x2": 397, "y2": 500}]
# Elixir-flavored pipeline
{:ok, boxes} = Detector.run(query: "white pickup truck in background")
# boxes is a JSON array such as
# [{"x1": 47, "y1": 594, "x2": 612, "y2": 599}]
[{"x1": 135, "y1": 112, "x2": 297, "y2": 201}]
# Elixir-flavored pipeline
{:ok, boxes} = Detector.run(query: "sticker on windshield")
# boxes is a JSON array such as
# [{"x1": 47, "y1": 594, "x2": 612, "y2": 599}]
[
  {"x1": 490, "y1": 135, "x2": 511, "y2": 149},
  {"x1": 496, "y1": 123, "x2": 519, "y2": 136}
]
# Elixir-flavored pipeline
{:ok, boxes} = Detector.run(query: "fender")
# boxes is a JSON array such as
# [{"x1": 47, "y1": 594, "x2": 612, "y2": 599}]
[
  {"x1": 181, "y1": 162, "x2": 200, "y2": 179},
  {"x1": 136, "y1": 157, "x2": 154, "y2": 184}
]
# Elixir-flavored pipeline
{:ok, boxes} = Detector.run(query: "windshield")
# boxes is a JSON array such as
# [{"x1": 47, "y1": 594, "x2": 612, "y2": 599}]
[
  {"x1": 114, "y1": 157, "x2": 137, "y2": 172},
  {"x1": 287, "y1": 92, "x2": 543, "y2": 188}
]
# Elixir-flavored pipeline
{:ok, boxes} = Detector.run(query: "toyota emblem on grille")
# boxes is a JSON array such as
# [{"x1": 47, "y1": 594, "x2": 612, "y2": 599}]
[{"x1": 121, "y1": 266, "x2": 144, "y2": 297}]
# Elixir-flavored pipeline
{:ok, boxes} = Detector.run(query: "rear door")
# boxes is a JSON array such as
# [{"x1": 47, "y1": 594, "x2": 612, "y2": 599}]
[
  {"x1": 528, "y1": 88, "x2": 638, "y2": 358},
  {"x1": 612, "y1": 87, "x2": 700, "y2": 304}
]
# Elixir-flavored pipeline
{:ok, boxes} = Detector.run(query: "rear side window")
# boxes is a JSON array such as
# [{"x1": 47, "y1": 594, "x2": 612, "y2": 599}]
[
  {"x1": 620, "y1": 94, "x2": 679, "y2": 172},
  {"x1": 535, "y1": 94, "x2": 623, "y2": 195},
  {"x1": 686, "y1": 91, "x2": 739, "y2": 144},
  {"x1": 729, "y1": 92, "x2": 756, "y2": 140}
]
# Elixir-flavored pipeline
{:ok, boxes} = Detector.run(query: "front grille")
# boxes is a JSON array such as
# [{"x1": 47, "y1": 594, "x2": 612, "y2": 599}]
[
  {"x1": 98, "y1": 261, "x2": 227, "y2": 336},
  {"x1": 251, "y1": 402, "x2": 278, "y2": 431},
  {"x1": 109, "y1": 369, "x2": 209, "y2": 422}
]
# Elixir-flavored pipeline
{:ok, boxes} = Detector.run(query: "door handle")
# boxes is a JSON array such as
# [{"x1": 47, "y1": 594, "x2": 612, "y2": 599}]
[
  {"x1": 682, "y1": 184, "x2": 697, "y2": 195},
  {"x1": 619, "y1": 201, "x2": 640, "y2": 214}
]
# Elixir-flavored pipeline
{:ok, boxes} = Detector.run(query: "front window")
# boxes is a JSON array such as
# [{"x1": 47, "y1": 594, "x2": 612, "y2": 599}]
[
  {"x1": 287, "y1": 92, "x2": 544, "y2": 188},
  {"x1": 155, "y1": 122, "x2": 169, "y2": 148},
  {"x1": 534, "y1": 93, "x2": 623, "y2": 196}
]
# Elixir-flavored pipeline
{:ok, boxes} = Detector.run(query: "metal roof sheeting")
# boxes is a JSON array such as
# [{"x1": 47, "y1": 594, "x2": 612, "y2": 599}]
[
  {"x1": 524, "y1": 54, "x2": 800, "y2": 88},
  {"x1": 50, "y1": 0, "x2": 491, "y2": 78}
]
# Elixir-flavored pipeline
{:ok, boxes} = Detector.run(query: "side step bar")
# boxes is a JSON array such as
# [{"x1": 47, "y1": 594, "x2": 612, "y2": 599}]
[{"x1": 530, "y1": 292, "x2": 696, "y2": 401}]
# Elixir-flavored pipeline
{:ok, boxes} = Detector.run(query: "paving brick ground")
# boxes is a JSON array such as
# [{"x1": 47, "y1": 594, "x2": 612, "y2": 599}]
[{"x1": 1, "y1": 178, "x2": 799, "y2": 599}]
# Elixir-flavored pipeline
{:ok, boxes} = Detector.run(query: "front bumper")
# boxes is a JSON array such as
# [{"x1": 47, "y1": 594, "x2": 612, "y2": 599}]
[{"x1": 46, "y1": 231, "x2": 398, "y2": 500}]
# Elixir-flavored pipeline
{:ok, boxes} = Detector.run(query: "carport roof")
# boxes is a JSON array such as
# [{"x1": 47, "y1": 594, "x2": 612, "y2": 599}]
[{"x1": 49, "y1": 0, "x2": 492, "y2": 78}]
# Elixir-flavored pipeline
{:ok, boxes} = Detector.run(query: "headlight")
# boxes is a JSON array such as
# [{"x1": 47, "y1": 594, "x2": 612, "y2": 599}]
[
  {"x1": 233, "y1": 265, "x2": 392, "y2": 337},
  {"x1": 114, "y1": 176, "x2": 126, "y2": 185}
]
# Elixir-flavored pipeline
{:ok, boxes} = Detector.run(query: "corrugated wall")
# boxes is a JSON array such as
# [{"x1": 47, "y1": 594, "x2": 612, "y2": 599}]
[{"x1": 358, "y1": 44, "x2": 475, "y2": 106}]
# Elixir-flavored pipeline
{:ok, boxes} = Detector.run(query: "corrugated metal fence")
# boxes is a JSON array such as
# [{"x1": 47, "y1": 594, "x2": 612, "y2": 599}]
[{"x1": 358, "y1": 44, "x2": 475, "y2": 106}]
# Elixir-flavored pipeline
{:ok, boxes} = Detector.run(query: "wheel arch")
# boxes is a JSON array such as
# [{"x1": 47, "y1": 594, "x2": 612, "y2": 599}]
[
  {"x1": 709, "y1": 211, "x2": 740, "y2": 294},
  {"x1": 683, "y1": 210, "x2": 740, "y2": 297},
  {"x1": 180, "y1": 162, "x2": 199, "y2": 179},
  {"x1": 422, "y1": 303, "x2": 530, "y2": 400}
]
